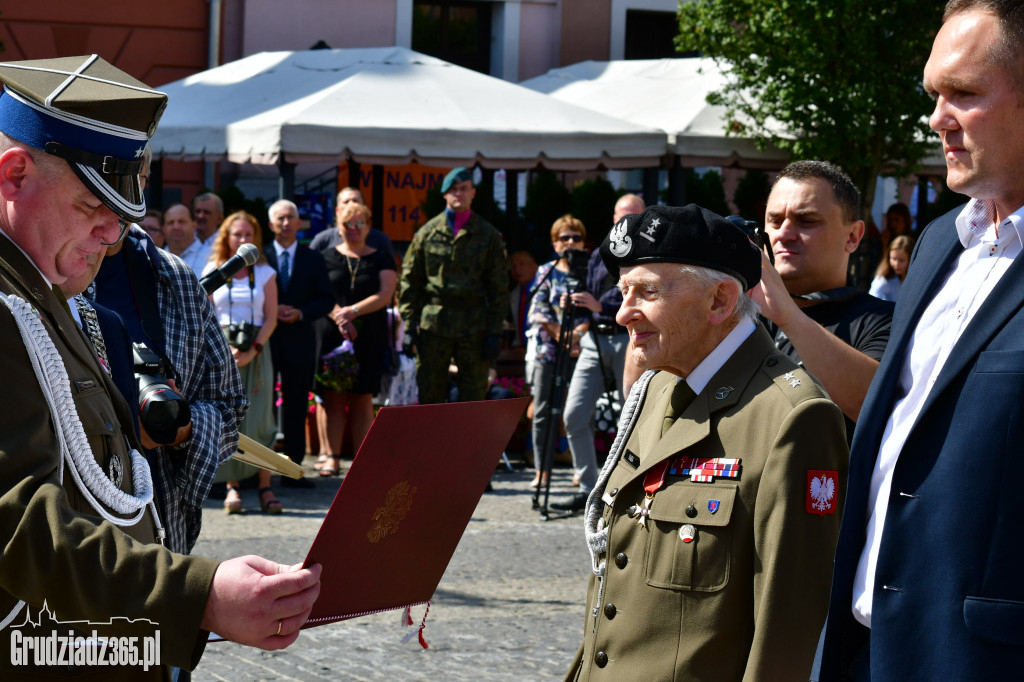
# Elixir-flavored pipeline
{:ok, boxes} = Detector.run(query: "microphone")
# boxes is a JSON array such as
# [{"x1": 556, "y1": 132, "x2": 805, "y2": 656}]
[{"x1": 200, "y1": 243, "x2": 260, "y2": 295}]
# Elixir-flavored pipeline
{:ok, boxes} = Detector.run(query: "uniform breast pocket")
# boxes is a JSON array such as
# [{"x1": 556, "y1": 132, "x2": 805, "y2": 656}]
[
  {"x1": 644, "y1": 484, "x2": 736, "y2": 592},
  {"x1": 423, "y1": 240, "x2": 452, "y2": 273},
  {"x1": 70, "y1": 375, "x2": 119, "y2": 454}
]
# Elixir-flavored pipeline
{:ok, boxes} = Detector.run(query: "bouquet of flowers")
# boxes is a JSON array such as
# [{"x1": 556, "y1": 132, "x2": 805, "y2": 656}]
[
  {"x1": 493, "y1": 375, "x2": 528, "y2": 397},
  {"x1": 316, "y1": 340, "x2": 360, "y2": 393},
  {"x1": 275, "y1": 381, "x2": 317, "y2": 414}
]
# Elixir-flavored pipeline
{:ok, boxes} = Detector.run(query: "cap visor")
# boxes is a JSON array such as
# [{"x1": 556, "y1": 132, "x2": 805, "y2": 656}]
[{"x1": 70, "y1": 161, "x2": 145, "y2": 222}]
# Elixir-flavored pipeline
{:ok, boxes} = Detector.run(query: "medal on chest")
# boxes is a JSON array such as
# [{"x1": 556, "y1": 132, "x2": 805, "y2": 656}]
[
  {"x1": 628, "y1": 459, "x2": 670, "y2": 529},
  {"x1": 668, "y1": 455, "x2": 741, "y2": 483}
]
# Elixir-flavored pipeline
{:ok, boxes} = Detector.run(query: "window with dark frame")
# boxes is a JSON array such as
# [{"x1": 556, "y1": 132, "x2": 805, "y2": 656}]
[
  {"x1": 624, "y1": 9, "x2": 696, "y2": 60},
  {"x1": 412, "y1": 1, "x2": 493, "y2": 75}
]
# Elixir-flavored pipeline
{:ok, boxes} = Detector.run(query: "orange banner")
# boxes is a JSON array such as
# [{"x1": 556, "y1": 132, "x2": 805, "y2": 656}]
[{"x1": 337, "y1": 163, "x2": 449, "y2": 242}]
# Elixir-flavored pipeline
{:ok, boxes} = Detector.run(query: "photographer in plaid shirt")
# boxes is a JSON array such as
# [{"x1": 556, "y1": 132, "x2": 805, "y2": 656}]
[{"x1": 82, "y1": 145, "x2": 248, "y2": 554}]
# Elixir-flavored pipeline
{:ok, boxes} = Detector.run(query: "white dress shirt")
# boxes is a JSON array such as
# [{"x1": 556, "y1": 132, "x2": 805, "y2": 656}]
[
  {"x1": 852, "y1": 199, "x2": 1024, "y2": 627},
  {"x1": 685, "y1": 317, "x2": 756, "y2": 395},
  {"x1": 167, "y1": 236, "x2": 211, "y2": 278},
  {"x1": 273, "y1": 240, "x2": 297, "y2": 264}
]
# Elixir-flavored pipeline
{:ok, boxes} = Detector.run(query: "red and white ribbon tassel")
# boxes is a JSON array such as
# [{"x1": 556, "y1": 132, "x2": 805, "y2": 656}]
[
  {"x1": 400, "y1": 606, "x2": 414, "y2": 626},
  {"x1": 400, "y1": 601, "x2": 431, "y2": 649}
]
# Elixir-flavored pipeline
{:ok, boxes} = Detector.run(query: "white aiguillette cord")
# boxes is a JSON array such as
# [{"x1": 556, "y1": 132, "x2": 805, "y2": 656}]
[{"x1": 0, "y1": 293, "x2": 163, "y2": 629}]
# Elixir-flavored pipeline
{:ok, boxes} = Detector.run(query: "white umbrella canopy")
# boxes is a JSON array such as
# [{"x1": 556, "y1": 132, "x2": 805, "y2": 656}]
[
  {"x1": 150, "y1": 47, "x2": 668, "y2": 171},
  {"x1": 521, "y1": 57, "x2": 791, "y2": 168}
]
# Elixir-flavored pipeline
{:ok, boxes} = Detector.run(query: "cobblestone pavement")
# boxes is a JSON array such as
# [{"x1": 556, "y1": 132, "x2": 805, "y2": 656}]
[{"x1": 191, "y1": 456, "x2": 591, "y2": 681}]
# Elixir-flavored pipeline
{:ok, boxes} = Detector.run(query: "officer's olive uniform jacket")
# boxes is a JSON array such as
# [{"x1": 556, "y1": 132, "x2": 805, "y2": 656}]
[
  {"x1": 0, "y1": 234, "x2": 218, "y2": 677},
  {"x1": 567, "y1": 327, "x2": 848, "y2": 682},
  {"x1": 398, "y1": 211, "x2": 508, "y2": 338}
]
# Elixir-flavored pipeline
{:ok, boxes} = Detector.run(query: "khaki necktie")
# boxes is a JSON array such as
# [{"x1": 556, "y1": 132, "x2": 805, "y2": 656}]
[{"x1": 662, "y1": 380, "x2": 697, "y2": 436}]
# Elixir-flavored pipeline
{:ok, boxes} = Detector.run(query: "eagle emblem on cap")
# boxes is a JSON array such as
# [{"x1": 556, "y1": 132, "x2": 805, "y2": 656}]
[{"x1": 608, "y1": 218, "x2": 632, "y2": 258}]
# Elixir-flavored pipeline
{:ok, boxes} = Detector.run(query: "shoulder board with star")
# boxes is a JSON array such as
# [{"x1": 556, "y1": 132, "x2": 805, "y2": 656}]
[{"x1": 761, "y1": 354, "x2": 828, "y2": 405}]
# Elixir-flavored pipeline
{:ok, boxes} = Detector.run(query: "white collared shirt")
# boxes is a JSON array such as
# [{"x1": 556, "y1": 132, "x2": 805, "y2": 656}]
[
  {"x1": 273, "y1": 240, "x2": 297, "y2": 263},
  {"x1": 167, "y1": 236, "x2": 211, "y2": 278},
  {"x1": 685, "y1": 317, "x2": 756, "y2": 396},
  {"x1": 852, "y1": 200, "x2": 1024, "y2": 627}
]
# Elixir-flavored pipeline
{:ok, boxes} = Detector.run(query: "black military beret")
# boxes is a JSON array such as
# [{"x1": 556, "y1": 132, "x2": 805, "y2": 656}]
[
  {"x1": 599, "y1": 204, "x2": 761, "y2": 289},
  {"x1": 0, "y1": 54, "x2": 166, "y2": 222}
]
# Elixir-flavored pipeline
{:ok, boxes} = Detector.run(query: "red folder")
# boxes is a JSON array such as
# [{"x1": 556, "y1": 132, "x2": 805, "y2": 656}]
[{"x1": 302, "y1": 397, "x2": 529, "y2": 627}]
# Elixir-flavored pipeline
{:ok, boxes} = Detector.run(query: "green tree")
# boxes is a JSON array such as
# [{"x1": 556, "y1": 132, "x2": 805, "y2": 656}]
[
  {"x1": 570, "y1": 176, "x2": 619, "y2": 248},
  {"x1": 677, "y1": 0, "x2": 944, "y2": 217},
  {"x1": 522, "y1": 170, "x2": 572, "y2": 256},
  {"x1": 733, "y1": 169, "x2": 772, "y2": 223},
  {"x1": 685, "y1": 169, "x2": 730, "y2": 216}
]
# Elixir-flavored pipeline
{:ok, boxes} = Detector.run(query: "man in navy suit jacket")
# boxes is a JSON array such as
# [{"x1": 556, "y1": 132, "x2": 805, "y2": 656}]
[
  {"x1": 820, "y1": 2, "x2": 1024, "y2": 678},
  {"x1": 265, "y1": 200, "x2": 334, "y2": 486}
]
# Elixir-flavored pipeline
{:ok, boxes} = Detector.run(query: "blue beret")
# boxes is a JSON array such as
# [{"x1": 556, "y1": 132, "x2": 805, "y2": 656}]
[
  {"x1": 600, "y1": 204, "x2": 761, "y2": 290},
  {"x1": 441, "y1": 167, "x2": 473, "y2": 194}
]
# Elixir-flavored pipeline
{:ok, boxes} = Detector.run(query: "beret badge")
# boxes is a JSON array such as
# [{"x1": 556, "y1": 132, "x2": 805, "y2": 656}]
[{"x1": 608, "y1": 219, "x2": 633, "y2": 258}]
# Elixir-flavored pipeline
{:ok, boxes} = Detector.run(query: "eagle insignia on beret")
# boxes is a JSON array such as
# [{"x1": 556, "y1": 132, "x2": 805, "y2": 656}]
[{"x1": 608, "y1": 219, "x2": 632, "y2": 258}]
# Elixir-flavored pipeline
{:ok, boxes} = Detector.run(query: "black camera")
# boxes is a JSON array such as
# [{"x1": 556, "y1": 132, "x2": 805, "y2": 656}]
[
  {"x1": 563, "y1": 248, "x2": 590, "y2": 292},
  {"x1": 224, "y1": 321, "x2": 257, "y2": 352},
  {"x1": 726, "y1": 215, "x2": 773, "y2": 265},
  {"x1": 133, "y1": 343, "x2": 191, "y2": 446}
]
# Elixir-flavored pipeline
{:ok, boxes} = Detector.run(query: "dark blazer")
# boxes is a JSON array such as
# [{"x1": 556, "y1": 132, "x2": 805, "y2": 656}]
[
  {"x1": 820, "y1": 206, "x2": 1024, "y2": 679},
  {"x1": 264, "y1": 242, "x2": 333, "y2": 462},
  {"x1": 83, "y1": 298, "x2": 140, "y2": 437},
  {"x1": 263, "y1": 242, "x2": 333, "y2": 363}
]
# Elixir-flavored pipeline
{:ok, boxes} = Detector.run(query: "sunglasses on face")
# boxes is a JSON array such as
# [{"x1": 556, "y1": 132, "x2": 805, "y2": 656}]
[
  {"x1": 558, "y1": 234, "x2": 584, "y2": 243},
  {"x1": 344, "y1": 220, "x2": 366, "y2": 229}
]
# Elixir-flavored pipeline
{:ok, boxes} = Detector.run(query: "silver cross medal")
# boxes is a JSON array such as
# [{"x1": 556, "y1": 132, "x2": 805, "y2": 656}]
[{"x1": 629, "y1": 493, "x2": 655, "y2": 528}]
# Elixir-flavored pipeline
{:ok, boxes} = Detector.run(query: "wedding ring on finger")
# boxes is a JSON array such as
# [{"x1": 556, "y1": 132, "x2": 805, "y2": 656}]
[{"x1": 276, "y1": 619, "x2": 282, "y2": 637}]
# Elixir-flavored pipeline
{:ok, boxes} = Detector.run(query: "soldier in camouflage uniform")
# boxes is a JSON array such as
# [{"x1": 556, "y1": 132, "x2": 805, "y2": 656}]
[{"x1": 399, "y1": 167, "x2": 508, "y2": 404}]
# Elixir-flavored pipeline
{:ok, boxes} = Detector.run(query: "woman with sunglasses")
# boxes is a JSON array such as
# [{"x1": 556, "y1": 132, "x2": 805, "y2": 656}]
[
  {"x1": 525, "y1": 215, "x2": 589, "y2": 489},
  {"x1": 316, "y1": 203, "x2": 398, "y2": 476}
]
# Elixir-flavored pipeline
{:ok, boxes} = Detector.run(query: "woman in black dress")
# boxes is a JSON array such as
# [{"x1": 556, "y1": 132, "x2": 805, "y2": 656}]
[{"x1": 317, "y1": 203, "x2": 397, "y2": 475}]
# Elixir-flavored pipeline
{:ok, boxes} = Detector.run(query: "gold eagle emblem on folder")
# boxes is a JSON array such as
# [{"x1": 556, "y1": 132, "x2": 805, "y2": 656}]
[{"x1": 367, "y1": 480, "x2": 418, "y2": 543}]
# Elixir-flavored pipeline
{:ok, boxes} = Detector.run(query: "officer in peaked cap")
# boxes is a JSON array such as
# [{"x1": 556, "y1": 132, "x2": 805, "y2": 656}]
[
  {"x1": 563, "y1": 203, "x2": 848, "y2": 681},
  {"x1": 0, "y1": 54, "x2": 166, "y2": 226},
  {"x1": 0, "y1": 56, "x2": 320, "y2": 676}
]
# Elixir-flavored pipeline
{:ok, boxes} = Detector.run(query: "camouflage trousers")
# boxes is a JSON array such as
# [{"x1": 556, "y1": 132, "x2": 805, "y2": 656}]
[{"x1": 415, "y1": 329, "x2": 490, "y2": 404}]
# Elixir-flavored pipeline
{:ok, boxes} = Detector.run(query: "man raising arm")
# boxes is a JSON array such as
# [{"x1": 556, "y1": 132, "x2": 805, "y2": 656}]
[{"x1": 752, "y1": 161, "x2": 894, "y2": 428}]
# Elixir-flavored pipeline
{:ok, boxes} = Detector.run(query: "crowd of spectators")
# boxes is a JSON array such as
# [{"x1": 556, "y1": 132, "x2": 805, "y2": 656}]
[{"x1": 6, "y1": 1, "x2": 1020, "y2": 677}]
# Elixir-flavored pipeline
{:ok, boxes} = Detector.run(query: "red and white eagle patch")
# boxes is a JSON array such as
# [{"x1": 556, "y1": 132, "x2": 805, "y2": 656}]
[{"x1": 806, "y1": 470, "x2": 838, "y2": 515}]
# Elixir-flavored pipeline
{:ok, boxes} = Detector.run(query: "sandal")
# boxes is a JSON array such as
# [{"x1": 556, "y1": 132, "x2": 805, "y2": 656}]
[
  {"x1": 319, "y1": 455, "x2": 342, "y2": 477},
  {"x1": 224, "y1": 486, "x2": 242, "y2": 514},
  {"x1": 259, "y1": 487, "x2": 283, "y2": 515}
]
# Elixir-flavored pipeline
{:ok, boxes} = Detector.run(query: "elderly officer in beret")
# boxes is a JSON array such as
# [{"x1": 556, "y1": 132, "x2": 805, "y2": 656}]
[
  {"x1": 564, "y1": 205, "x2": 848, "y2": 681},
  {"x1": 0, "y1": 55, "x2": 319, "y2": 677},
  {"x1": 399, "y1": 166, "x2": 508, "y2": 403}
]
